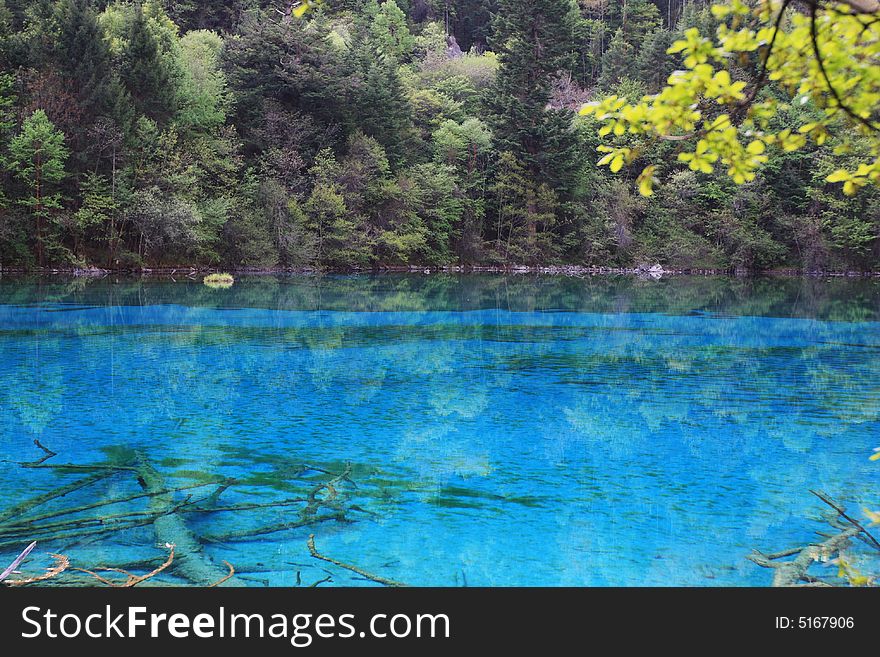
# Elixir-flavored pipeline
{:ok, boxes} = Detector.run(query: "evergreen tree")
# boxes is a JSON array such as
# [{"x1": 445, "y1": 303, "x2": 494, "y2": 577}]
[
  {"x1": 72, "y1": 171, "x2": 117, "y2": 260},
  {"x1": 597, "y1": 28, "x2": 635, "y2": 89},
  {"x1": 635, "y1": 26, "x2": 675, "y2": 94},
  {"x1": 121, "y1": 4, "x2": 178, "y2": 123},
  {"x1": 9, "y1": 109, "x2": 69, "y2": 267},
  {"x1": 0, "y1": 71, "x2": 13, "y2": 142},
  {"x1": 304, "y1": 148, "x2": 369, "y2": 266},
  {"x1": 488, "y1": 0, "x2": 579, "y2": 191},
  {"x1": 491, "y1": 150, "x2": 526, "y2": 257},
  {"x1": 354, "y1": 53, "x2": 414, "y2": 166},
  {"x1": 54, "y1": 0, "x2": 115, "y2": 119},
  {"x1": 0, "y1": 0, "x2": 12, "y2": 66},
  {"x1": 450, "y1": 0, "x2": 496, "y2": 51},
  {"x1": 606, "y1": 0, "x2": 662, "y2": 43},
  {"x1": 365, "y1": 0, "x2": 416, "y2": 64},
  {"x1": 0, "y1": 71, "x2": 14, "y2": 208},
  {"x1": 164, "y1": 0, "x2": 253, "y2": 33}
]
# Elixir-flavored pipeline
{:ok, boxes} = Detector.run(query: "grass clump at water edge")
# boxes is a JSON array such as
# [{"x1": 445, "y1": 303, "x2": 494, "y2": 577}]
[{"x1": 204, "y1": 273, "x2": 235, "y2": 289}]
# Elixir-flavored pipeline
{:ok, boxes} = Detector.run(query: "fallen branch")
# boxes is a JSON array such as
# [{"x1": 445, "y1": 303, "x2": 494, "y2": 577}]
[
  {"x1": 1, "y1": 505, "x2": 191, "y2": 538},
  {"x1": 72, "y1": 544, "x2": 175, "y2": 587},
  {"x1": 0, "y1": 541, "x2": 36, "y2": 582},
  {"x1": 206, "y1": 464, "x2": 356, "y2": 542},
  {"x1": 3, "y1": 553, "x2": 70, "y2": 586},
  {"x1": 24, "y1": 440, "x2": 57, "y2": 467},
  {"x1": 302, "y1": 463, "x2": 351, "y2": 518},
  {"x1": 748, "y1": 527, "x2": 861, "y2": 586},
  {"x1": 21, "y1": 463, "x2": 138, "y2": 473},
  {"x1": 0, "y1": 518, "x2": 155, "y2": 551},
  {"x1": 1, "y1": 481, "x2": 223, "y2": 529},
  {"x1": 185, "y1": 498, "x2": 309, "y2": 514},
  {"x1": 809, "y1": 489, "x2": 880, "y2": 551},
  {"x1": 1, "y1": 495, "x2": 198, "y2": 547},
  {"x1": 0, "y1": 472, "x2": 113, "y2": 524},
  {"x1": 209, "y1": 561, "x2": 235, "y2": 587},
  {"x1": 205, "y1": 513, "x2": 342, "y2": 542},
  {"x1": 307, "y1": 534, "x2": 405, "y2": 587}
]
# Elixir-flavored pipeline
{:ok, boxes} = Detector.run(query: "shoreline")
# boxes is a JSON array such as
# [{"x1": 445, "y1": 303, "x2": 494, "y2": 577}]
[{"x1": 1, "y1": 263, "x2": 879, "y2": 279}]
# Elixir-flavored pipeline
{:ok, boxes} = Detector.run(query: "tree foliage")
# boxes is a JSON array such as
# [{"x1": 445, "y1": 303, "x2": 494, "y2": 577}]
[
  {"x1": 581, "y1": 0, "x2": 880, "y2": 197},
  {"x1": 0, "y1": 0, "x2": 876, "y2": 271}
]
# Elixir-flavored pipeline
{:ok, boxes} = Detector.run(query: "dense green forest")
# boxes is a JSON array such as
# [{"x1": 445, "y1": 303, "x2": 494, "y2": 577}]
[{"x1": 0, "y1": 0, "x2": 877, "y2": 271}]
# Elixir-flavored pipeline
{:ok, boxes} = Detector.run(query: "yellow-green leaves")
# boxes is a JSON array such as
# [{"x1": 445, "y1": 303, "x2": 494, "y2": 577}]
[
  {"x1": 746, "y1": 140, "x2": 765, "y2": 155},
  {"x1": 579, "y1": 95, "x2": 628, "y2": 119},
  {"x1": 837, "y1": 558, "x2": 874, "y2": 587},
  {"x1": 668, "y1": 28, "x2": 722, "y2": 69},
  {"x1": 291, "y1": 0, "x2": 321, "y2": 18},
  {"x1": 773, "y1": 129, "x2": 807, "y2": 152},
  {"x1": 710, "y1": 0, "x2": 750, "y2": 19},
  {"x1": 583, "y1": 0, "x2": 880, "y2": 197},
  {"x1": 704, "y1": 70, "x2": 748, "y2": 103},
  {"x1": 798, "y1": 122, "x2": 828, "y2": 145},
  {"x1": 679, "y1": 140, "x2": 718, "y2": 174},
  {"x1": 826, "y1": 161, "x2": 880, "y2": 195},
  {"x1": 596, "y1": 146, "x2": 632, "y2": 173},
  {"x1": 637, "y1": 165, "x2": 657, "y2": 196}
]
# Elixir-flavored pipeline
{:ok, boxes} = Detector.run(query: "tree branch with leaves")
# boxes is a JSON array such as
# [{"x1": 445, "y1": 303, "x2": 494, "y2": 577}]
[{"x1": 580, "y1": 0, "x2": 880, "y2": 197}]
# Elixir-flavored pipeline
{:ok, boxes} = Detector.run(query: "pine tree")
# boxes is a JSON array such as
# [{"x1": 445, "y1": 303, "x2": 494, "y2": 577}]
[
  {"x1": 121, "y1": 4, "x2": 177, "y2": 123},
  {"x1": 304, "y1": 148, "x2": 369, "y2": 267},
  {"x1": 450, "y1": 0, "x2": 496, "y2": 51},
  {"x1": 54, "y1": 0, "x2": 114, "y2": 119},
  {"x1": 50, "y1": 0, "x2": 133, "y2": 176},
  {"x1": 488, "y1": 0, "x2": 578, "y2": 191},
  {"x1": 0, "y1": 71, "x2": 14, "y2": 208},
  {"x1": 365, "y1": 0, "x2": 416, "y2": 64},
  {"x1": 597, "y1": 28, "x2": 635, "y2": 89},
  {"x1": 0, "y1": 0, "x2": 12, "y2": 67},
  {"x1": 354, "y1": 51, "x2": 414, "y2": 166},
  {"x1": 606, "y1": 0, "x2": 662, "y2": 44},
  {"x1": 9, "y1": 110, "x2": 69, "y2": 267},
  {"x1": 0, "y1": 71, "x2": 12, "y2": 138},
  {"x1": 635, "y1": 27, "x2": 675, "y2": 94},
  {"x1": 72, "y1": 171, "x2": 116, "y2": 259},
  {"x1": 491, "y1": 150, "x2": 527, "y2": 257}
]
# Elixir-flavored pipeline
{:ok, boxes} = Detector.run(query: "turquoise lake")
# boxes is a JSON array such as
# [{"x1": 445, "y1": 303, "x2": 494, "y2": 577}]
[{"x1": 1, "y1": 274, "x2": 878, "y2": 586}]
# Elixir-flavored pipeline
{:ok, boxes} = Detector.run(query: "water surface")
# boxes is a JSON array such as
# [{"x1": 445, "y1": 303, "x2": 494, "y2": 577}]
[{"x1": 1, "y1": 274, "x2": 878, "y2": 586}]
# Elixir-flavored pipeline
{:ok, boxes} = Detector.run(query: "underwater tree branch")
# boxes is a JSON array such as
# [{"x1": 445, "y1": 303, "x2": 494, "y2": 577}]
[
  {"x1": 2, "y1": 553, "x2": 71, "y2": 586},
  {"x1": 0, "y1": 472, "x2": 114, "y2": 525},
  {"x1": 0, "y1": 541, "x2": 36, "y2": 582},
  {"x1": 24, "y1": 439, "x2": 58, "y2": 467},
  {"x1": 208, "y1": 561, "x2": 236, "y2": 587},
  {"x1": 809, "y1": 489, "x2": 880, "y2": 551},
  {"x1": 1, "y1": 481, "x2": 226, "y2": 529},
  {"x1": 307, "y1": 534, "x2": 406, "y2": 587},
  {"x1": 748, "y1": 526, "x2": 861, "y2": 586},
  {"x1": 72, "y1": 543, "x2": 176, "y2": 588}
]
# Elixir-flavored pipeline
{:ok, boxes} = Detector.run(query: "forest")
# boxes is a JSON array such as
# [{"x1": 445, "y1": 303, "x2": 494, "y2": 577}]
[{"x1": 0, "y1": 0, "x2": 877, "y2": 272}]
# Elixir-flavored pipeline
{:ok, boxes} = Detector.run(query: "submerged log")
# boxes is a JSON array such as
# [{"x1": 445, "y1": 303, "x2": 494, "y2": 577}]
[
  {"x1": 749, "y1": 527, "x2": 861, "y2": 586},
  {"x1": 2, "y1": 442, "x2": 376, "y2": 587},
  {"x1": 0, "y1": 472, "x2": 113, "y2": 525},
  {"x1": 135, "y1": 453, "x2": 244, "y2": 586},
  {"x1": 748, "y1": 491, "x2": 878, "y2": 587}
]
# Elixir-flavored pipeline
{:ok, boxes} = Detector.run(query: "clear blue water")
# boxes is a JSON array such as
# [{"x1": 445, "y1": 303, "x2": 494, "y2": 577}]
[{"x1": 0, "y1": 274, "x2": 878, "y2": 586}]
